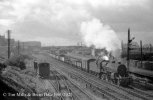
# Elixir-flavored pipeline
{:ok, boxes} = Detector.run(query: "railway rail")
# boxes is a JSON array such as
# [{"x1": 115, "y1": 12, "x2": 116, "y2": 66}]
[
  {"x1": 50, "y1": 67, "x2": 94, "y2": 100},
  {"x1": 129, "y1": 85, "x2": 153, "y2": 99},
  {"x1": 48, "y1": 58, "x2": 132, "y2": 100},
  {"x1": 68, "y1": 66, "x2": 153, "y2": 100},
  {"x1": 49, "y1": 69, "x2": 65, "y2": 100},
  {"x1": 55, "y1": 66, "x2": 133, "y2": 100},
  {"x1": 48, "y1": 55, "x2": 153, "y2": 100},
  {"x1": 56, "y1": 56, "x2": 153, "y2": 99}
]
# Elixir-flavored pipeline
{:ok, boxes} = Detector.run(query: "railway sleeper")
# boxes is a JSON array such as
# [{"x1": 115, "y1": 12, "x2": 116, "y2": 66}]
[{"x1": 86, "y1": 86, "x2": 108, "y2": 99}]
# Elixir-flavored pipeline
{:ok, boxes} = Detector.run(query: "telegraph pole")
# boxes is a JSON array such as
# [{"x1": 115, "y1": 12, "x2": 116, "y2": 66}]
[
  {"x1": 23, "y1": 42, "x2": 24, "y2": 52},
  {"x1": 140, "y1": 41, "x2": 143, "y2": 68},
  {"x1": 127, "y1": 28, "x2": 130, "y2": 71},
  {"x1": 18, "y1": 40, "x2": 20, "y2": 55},
  {"x1": 7, "y1": 30, "x2": 11, "y2": 59},
  {"x1": 150, "y1": 44, "x2": 152, "y2": 54},
  {"x1": 121, "y1": 40, "x2": 123, "y2": 57}
]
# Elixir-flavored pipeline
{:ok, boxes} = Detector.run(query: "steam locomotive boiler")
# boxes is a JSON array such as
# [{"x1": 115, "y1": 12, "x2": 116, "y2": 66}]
[
  {"x1": 105, "y1": 63, "x2": 132, "y2": 86},
  {"x1": 94, "y1": 56, "x2": 132, "y2": 86}
]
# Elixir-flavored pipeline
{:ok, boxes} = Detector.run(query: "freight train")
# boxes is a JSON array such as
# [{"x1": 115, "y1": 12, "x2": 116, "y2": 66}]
[
  {"x1": 49, "y1": 52, "x2": 153, "y2": 87},
  {"x1": 49, "y1": 53, "x2": 133, "y2": 86}
]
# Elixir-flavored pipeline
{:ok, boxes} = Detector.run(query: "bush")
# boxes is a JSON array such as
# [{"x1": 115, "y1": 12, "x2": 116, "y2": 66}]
[
  {"x1": 0, "y1": 63, "x2": 7, "y2": 74},
  {"x1": 4, "y1": 55, "x2": 30, "y2": 70}
]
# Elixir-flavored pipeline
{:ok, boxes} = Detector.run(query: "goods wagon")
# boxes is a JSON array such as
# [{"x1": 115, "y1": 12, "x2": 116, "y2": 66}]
[
  {"x1": 89, "y1": 61, "x2": 99, "y2": 75},
  {"x1": 64, "y1": 53, "x2": 96, "y2": 72},
  {"x1": 59, "y1": 55, "x2": 65, "y2": 62},
  {"x1": 38, "y1": 62, "x2": 50, "y2": 79}
]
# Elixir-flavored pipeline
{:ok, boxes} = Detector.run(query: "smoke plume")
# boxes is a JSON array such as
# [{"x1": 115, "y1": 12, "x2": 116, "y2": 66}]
[{"x1": 80, "y1": 18, "x2": 121, "y2": 52}]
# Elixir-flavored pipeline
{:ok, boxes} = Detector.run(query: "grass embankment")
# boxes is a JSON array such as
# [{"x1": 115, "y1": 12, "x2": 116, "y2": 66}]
[
  {"x1": 0, "y1": 54, "x2": 52, "y2": 100},
  {"x1": 0, "y1": 54, "x2": 38, "y2": 99}
]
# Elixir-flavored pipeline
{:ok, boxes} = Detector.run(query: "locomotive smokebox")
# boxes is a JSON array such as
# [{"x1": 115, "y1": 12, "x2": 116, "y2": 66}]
[{"x1": 117, "y1": 64, "x2": 127, "y2": 77}]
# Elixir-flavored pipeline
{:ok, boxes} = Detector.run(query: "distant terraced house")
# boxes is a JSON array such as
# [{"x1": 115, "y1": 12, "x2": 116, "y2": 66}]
[
  {"x1": 22, "y1": 41, "x2": 41, "y2": 48},
  {"x1": 0, "y1": 35, "x2": 15, "y2": 46}
]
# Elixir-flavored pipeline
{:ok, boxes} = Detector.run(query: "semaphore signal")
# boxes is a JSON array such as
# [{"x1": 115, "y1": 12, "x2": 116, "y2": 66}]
[{"x1": 127, "y1": 28, "x2": 135, "y2": 71}]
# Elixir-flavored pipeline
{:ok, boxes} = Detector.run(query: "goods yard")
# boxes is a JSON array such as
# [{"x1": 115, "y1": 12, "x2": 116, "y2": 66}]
[
  {"x1": 1, "y1": 0, "x2": 153, "y2": 99},
  {"x1": 30, "y1": 52, "x2": 153, "y2": 100},
  {"x1": 0, "y1": 40, "x2": 153, "y2": 100},
  {"x1": 1, "y1": 47, "x2": 153, "y2": 100},
  {"x1": 49, "y1": 52, "x2": 153, "y2": 88},
  {"x1": 0, "y1": 27, "x2": 153, "y2": 100}
]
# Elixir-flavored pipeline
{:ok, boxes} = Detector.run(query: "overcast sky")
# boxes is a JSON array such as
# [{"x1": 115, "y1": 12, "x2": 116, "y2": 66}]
[{"x1": 0, "y1": 0, "x2": 153, "y2": 46}]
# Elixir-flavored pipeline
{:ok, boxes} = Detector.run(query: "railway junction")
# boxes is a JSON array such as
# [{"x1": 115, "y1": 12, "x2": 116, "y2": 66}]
[
  {"x1": 0, "y1": 49, "x2": 153, "y2": 100},
  {"x1": 31, "y1": 52, "x2": 153, "y2": 100}
]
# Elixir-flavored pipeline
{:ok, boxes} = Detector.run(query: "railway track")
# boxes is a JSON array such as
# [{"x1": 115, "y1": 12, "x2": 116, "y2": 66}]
[
  {"x1": 71, "y1": 67, "x2": 153, "y2": 100},
  {"x1": 47, "y1": 56, "x2": 153, "y2": 100},
  {"x1": 49, "y1": 59, "x2": 132, "y2": 100},
  {"x1": 49, "y1": 69, "x2": 65, "y2": 100},
  {"x1": 38, "y1": 78, "x2": 55, "y2": 100},
  {"x1": 56, "y1": 67, "x2": 133, "y2": 100},
  {"x1": 129, "y1": 85, "x2": 153, "y2": 99},
  {"x1": 50, "y1": 67, "x2": 94, "y2": 100},
  {"x1": 65, "y1": 77, "x2": 94, "y2": 100}
]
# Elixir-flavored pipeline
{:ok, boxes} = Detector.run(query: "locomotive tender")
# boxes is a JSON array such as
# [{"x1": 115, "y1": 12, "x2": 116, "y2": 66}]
[{"x1": 38, "y1": 62, "x2": 50, "y2": 79}]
